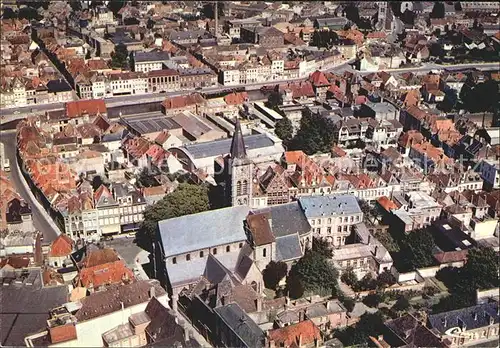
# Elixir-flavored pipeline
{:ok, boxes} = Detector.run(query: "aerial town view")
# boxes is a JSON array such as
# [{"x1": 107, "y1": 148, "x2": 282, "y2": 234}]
[{"x1": 0, "y1": 0, "x2": 499, "y2": 347}]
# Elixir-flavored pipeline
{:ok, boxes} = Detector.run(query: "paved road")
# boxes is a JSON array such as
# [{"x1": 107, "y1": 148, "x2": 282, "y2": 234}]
[{"x1": 1, "y1": 131, "x2": 61, "y2": 242}]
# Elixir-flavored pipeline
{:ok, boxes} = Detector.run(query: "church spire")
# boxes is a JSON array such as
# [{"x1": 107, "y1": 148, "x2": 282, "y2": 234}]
[{"x1": 230, "y1": 118, "x2": 247, "y2": 159}]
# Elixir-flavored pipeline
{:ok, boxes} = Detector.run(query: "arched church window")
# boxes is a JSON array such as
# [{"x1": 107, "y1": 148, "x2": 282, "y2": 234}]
[
  {"x1": 242, "y1": 180, "x2": 248, "y2": 195},
  {"x1": 236, "y1": 181, "x2": 242, "y2": 195}
]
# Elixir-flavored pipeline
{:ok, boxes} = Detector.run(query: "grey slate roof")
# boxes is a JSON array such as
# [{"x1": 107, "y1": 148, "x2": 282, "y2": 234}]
[
  {"x1": 276, "y1": 234, "x2": 303, "y2": 262},
  {"x1": 166, "y1": 257, "x2": 207, "y2": 287},
  {"x1": 298, "y1": 195, "x2": 362, "y2": 218},
  {"x1": 180, "y1": 134, "x2": 275, "y2": 159},
  {"x1": 158, "y1": 206, "x2": 250, "y2": 258},
  {"x1": 255, "y1": 202, "x2": 311, "y2": 238},
  {"x1": 428, "y1": 303, "x2": 499, "y2": 334},
  {"x1": 134, "y1": 50, "x2": 171, "y2": 63},
  {"x1": 214, "y1": 303, "x2": 265, "y2": 348},
  {"x1": 230, "y1": 119, "x2": 248, "y2": 160},
  {"x1": 0, "y1": 269, "x2": 69, "y2": 346}
]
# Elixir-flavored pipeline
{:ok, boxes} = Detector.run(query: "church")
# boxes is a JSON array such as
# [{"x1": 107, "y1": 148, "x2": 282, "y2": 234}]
[{"x1": 215, "y1": 118, "x2": 255, "y2": 208}]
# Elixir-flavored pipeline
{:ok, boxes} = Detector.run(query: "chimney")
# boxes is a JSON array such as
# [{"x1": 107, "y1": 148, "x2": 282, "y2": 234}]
[
  {"x1": 298, "y1": 310, "x2": 304, "y2": 322},
  {"x1": 184, "y1": 326, "x2": 190, "y2": 342},
  {"x1": 285, "y1": 297, "x2": 290, "y2": 309},
  {"x1": 149, "y1": 286, "x2": 155, "y2": 299},
  {"x1": 255, "y1": 298, "x2": 263, "y2": 312},
  {"x1": 298, "y1": 334, "x2": 303, "y2": 347},
  {"x1": 474, "y1": 312, "x2": 478, "y2": 321},
  {"x1": 443, "y1": 316, "x2": 447, "y2": 327},
  {"x1": 367, "y1": 235, "x2": 371, "y2": 245}
]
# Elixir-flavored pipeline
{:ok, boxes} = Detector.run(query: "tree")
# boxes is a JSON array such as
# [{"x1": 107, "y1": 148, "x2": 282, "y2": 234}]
[
  {"x1": 456, "y1": 247, "x2": 499, "y2": 291},
  {"x1": 274, "y1": 117, "x2": 293, "y2": 143},
  {"x1": 335, "y1": 312, "x2": 385, "y2": 347},
  {"x1": 92, "y1": 175, "x2": 105, "y2": 191},
  {"x1": 2, "y1": 8, "x2": 17, "y2": 19},
  {"x1": 352, "y1": 273, "x2": 378, "y2": 292},
  {"x1": 344, "y1": 4, "x2": 359, "y2": 23},
  {"x1": 124, "y1": 17, "x2": 140, "y2": 25},
  {"x1": 147, "y1": 18, "x2": 155, "y2": 29},
  {"x1": 18, "y1": 7, "x2": 41, "y2": 20},
  {"x1": 289, "y1": 109, "x2": 336, "y2": 155},
  {"x1": 377, "y1": 269, "x2": 397, "y2": 288},
  {"x1": 340, "y1": 267, "x2": 358, "y2": 286},
  {"x1": 454, "y1": 2, "x2": 462, "y2": 11},
  {"x1": 289, "y1": 250, "x2": 339, "y2": 296},
  {"x1": 107, "y1": 0, "x2": 125, "y2": 15},
  {"x1": 401, "y1": 9, "x2": 415, "y2": 26},
  {"x1": 263, "y1": 261, "x2": 288, "y2": 290},
  {"x1": 201, "y1": 2, "x2": 224, "y2": 19},
  {"x1": 430, "y1": 2, "x2": 445, "y2": 18},
  {"x1": 398, "y1": 228, "x2": 437, "y2": 271},
  {"x1": 137, "y1": 167, "x2": 160, "y2": 188},
  {"x1": 70, "y1": 0, "x2": 82, "y2": 12},
  {"x1": 339, "y1": 295, "x2": 355, "y2": 312},
  {"x1": 286, "y1": 273, "x2": 304, "y2": 299},
  {"x1": 312, "y1": 237, "x2": 333, "y2": 258},
  {"x1": 433, "y1": 248, "x2": 499, "y2": 313},
  {"x1": 111, "y1": 43, "x2": 129, "y2": 69},
  {"x1": 139, "y1": 183, "x2": 210, "y2": 242},
  {"x1": 267, "y1": 91, "x2": 283, "y2": 109},
  {"x1": 362, "y1": 292, "x2": 383, "y2": 308},
  {"x1": 392, "y1": 296, "x2": 410, "y2": 311}
]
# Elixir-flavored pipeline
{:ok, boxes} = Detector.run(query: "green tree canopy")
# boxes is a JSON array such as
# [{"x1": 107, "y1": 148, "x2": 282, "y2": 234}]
[
  {"x1": 434, "y1": 247, "x2": 499, "y2": 312},
  {"x1": 398, "y1": 228, "x2": 437, "y2": 271},
  {"x1": 430, "y1": 2, "x2": 445, "y2": 18},
  {"x1": 335, "y1": 312, "x2": 385, "y2": 346},
  {"x1": 392, "y1": 296, "x2": 411, "y2": 312},
  {"x1": 107, "y1": 0, "x2": 125, "y2": 15},
  {"x1": 312, "y1": 237, "x2": 333, "y2": 258},
  {"x1": 289, "y1": 109, "x2": 336, "y2": 155},
  {"x1": 340, "y1": 267, "x2": 358, "y2": 286},
  {"x1": 362, "y1": 292, "x2": 383, "y2": 308},
  {"x1": 286, "y1": 272, "x2": 305, "y2": 299},
  {"x1": 288, "y1": 249, "x2": 339, "y2": 297},
  {"x1": 111, "y1": 43, "x2": 129, "y2": 69},
  {"x1": 263, "y1": 261, "x2": 288, "y2": 290},
  {"x1": 377, "y1": 269, "x2": 397, "y2": 288},
  {"x1": 139, "y1": 183, "x2": 210, "y2": 244},
  {"x1": 274, "y1": 117, "x2": 293, "y2": 143}
]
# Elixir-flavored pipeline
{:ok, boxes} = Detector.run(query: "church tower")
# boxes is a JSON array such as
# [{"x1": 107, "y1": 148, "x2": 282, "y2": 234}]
[{"x1": 225, "y1": 119, "x2": 253, "y2": 207}]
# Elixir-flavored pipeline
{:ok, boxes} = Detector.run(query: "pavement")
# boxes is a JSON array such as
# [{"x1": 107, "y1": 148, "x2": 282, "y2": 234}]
[{"x1": 1, "y1": 131, "x2": 62, "y2": 242}]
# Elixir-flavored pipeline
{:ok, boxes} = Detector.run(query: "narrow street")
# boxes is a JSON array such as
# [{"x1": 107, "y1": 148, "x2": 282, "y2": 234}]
[{"x1": 1, "y1": 131, "x2": 61, "y2": 242}]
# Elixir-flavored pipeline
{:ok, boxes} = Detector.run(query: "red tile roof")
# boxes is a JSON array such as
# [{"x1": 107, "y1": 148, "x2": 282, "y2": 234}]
[
  {"x1": 49, "y1": 234, "x2": 73, "y2": 257},
  {"x1": 246, "y1": 212, "x2": 275, "y2": 246},
  {"x1": 268, "y1": 320, "x2": 321, "y2": 347},
  {"x1": 279, "y1": 81, "x2": 315, "y2": 99},
  {"x1": 49, "y1": 324, "x2": 77, "y2": 344},
  {"x1": 377, "y1": 196, "x2": 398, "y2": 212},
  {"x1": 309, "y1": 70, "x2": 330, "y2": 86},
  {"x1": 162, "y1": 93, "x2": 205, "y2": 110},
  {"x1": 66, "y1": 99, "x2": 107, "y2": 118},
  {"x1": 433, "y1": 250, "x2": 468, "y2": 264},
  {"x1": 78, "y1": 260, "x2": 134, "y2": 289},
  {"x1": 224, "y1": 92, "x2": 249, "y2": 105},
  {"x1": 83, "y1": 248, "x2": 120, "y2": 268}
]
